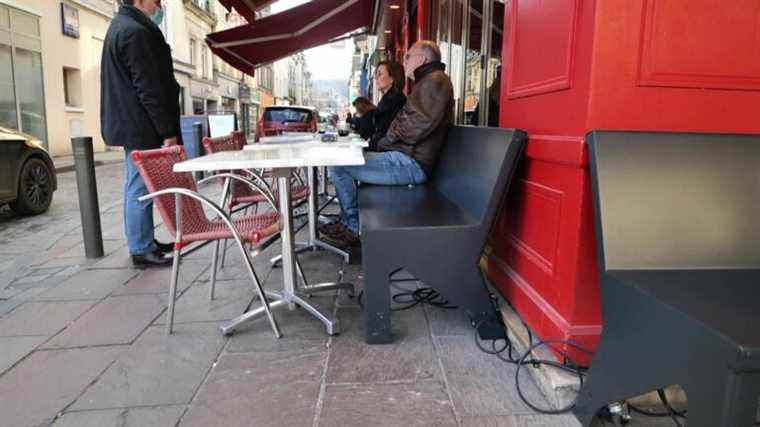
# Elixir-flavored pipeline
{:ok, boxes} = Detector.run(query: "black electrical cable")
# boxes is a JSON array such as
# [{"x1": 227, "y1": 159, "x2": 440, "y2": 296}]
[
  {"x1": 629, "y1": 401, "x2": 686, "y2": 418},
  {"x1": 657, "y1": 388, "x2": 684, "y2": 427},
  {"x1": 357, "y1": 282, "x2": 458, "y2": 312}
]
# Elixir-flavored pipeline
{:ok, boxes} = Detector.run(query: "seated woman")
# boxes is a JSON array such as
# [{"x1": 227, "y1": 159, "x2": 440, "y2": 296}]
[
  {"x1": 351, "y1": 97, "x2": 377, "y2": 140},
  {"x1": 368, "y1": 60, "x2": 406, "y2": 151}
]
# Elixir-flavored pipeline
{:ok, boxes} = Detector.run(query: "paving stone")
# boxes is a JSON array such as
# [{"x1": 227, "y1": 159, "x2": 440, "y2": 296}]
[
  {"x1": 318, "y1": 381, "x2": 457, "y2": 427},
  {"x1": 435, "y1": 336, "x2": 550, "y2": 416},
  {"x1": 0, "y1": 300, "x2": 96, "y2": 336},
  {"x1": 0, "y1": 287, "x2": 50, "y2": 316},
  {"x1": 111, "y1": 261, "x2": 209, "y2": 296},
  {"x1": 325, "y1": 307, "x2": 439, "y2": 384},
  {"x1": 0, "y1": 335, "x2": 48, "y2": 375},
  {"x1": 32, "y1": 255, "x2": 94, "y2": 269},
  {"x1": 90, "y1": 246, "x2": 135, "y2": 269},
  {"x1": 153, "y1": 278, "x2": 254, "y2": 325},
  {"x1": 33, "y1": 269, "x2": 138, "y2": 301},
  {"x1": 425, "y1": 304, "x2": 475, "y2": 337},
  {"x1": 42, "y1": 294, "x2": 166, "y2": 349},
  {"x1": 0, "y1": 346, "x2": 124, "y2": 427},
  {"x1": 460, "y1": 415, "x2": 583, "y2": 426},
  {"x1": 225, "y1": 296, "x2": 332, "y2": 354},
  {"x1": 53, "y1": 406, "x2": 186, "y2": 427},
  {"x1": 180, "y1": 349, "x2": 326, "y2": 427},
  {"x1": 71, "y1": 324, "x2": 226, "y2": 410}
]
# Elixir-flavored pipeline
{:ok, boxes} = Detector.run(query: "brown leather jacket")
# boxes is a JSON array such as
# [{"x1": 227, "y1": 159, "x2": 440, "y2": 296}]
[{"x1": 379, "y1": 62, "x2": 454, "y2": 175}]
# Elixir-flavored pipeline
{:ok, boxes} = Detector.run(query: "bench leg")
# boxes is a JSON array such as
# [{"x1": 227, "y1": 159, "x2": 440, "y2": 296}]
[
  {"x1": 687, "y1": 371, "x2": 760, "y2": 427},
  {"x1": 362, "y1": 256, "x2": 392, "y2": 344},
  {"x1": 434, "y1": 266, "x2": 506, "y2": 340}
]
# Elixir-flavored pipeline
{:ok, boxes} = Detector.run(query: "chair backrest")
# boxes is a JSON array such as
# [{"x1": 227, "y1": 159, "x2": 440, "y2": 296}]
[
  {"x1": 130, "y1": 146, "x2": 207, "y2": 238},
  {"x1": 588, "y1": 131, "x2": 760, "y2": 271},
  {"x1": 432, "y1": 126, "x2": 526, "y2": 229},
  {"x1": 202, "y1": 131, "x2": 245, "y2": 154}
]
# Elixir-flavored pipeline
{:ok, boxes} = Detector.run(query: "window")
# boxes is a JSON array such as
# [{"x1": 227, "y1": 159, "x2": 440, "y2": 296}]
[
  {"x1": 0, "y1": 5, "x2": 47, "y2": 146},
  {"x1": 189, "y1": 38, "x2": 196, "y2": 65},
  {"x1": 63, "y1": 68, "x2": 82, "y2": 108},
  {"x1": 201, "y1": 46, "x2": 208, "y2": 78},
  {"x1": 192, "y1": 97, "x2": 204, "y2": 115}
]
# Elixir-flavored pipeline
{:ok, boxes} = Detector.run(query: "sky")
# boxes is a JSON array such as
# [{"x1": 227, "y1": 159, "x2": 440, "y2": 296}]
[{"x1": 270, "y1": 0, "x2": 356, "y2": 81}]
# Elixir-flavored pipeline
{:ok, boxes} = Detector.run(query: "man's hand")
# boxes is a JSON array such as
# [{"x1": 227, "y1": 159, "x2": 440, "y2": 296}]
[{"x1": 162, "y1": 137, "x2": 178, "y2": 147}]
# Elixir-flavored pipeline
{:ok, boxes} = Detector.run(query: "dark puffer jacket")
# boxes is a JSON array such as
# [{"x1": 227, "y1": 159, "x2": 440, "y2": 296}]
[{"x1": 100, "y1": 6, "x2": 181, "y2": 150}]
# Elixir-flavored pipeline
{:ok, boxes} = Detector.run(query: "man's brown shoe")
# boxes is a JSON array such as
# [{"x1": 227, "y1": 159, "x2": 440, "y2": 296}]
[
  {"x1": 319, "y1": 221, "x2": 346, "y2": 238},
  {"x1": 320, "y1": 227, "x2": 360, "y2": 249}
]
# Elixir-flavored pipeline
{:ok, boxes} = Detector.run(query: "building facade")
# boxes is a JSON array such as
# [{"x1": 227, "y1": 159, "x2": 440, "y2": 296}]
[{"x1": 1, "y1": 0, "x2": 117, "y2": 155}]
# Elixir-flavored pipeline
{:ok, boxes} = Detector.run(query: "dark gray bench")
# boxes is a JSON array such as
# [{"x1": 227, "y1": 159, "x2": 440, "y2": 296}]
[
  {"x1": 358, "y1": 126, "x2": 526, "y2": 344},
  {"x1": 574, "y1": 131, "x2": 760, "y2": 427}
]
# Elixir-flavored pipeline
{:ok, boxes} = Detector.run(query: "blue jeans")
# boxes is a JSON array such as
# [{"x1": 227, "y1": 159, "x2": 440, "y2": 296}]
[
  {"x1": 328, "y1": 151, "x2": 427, "y2": 233},
  {"x1": 124, "y1": 151, "x2": 157, "y2": 255}
]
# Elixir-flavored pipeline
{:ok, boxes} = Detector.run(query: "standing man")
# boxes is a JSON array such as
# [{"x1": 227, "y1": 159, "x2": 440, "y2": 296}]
[
  {"x1": 101, "y1": 0, "x2": 180, "y2": 267},
  {"x1": 321, "y1": 40, "x2": 454, "y2": 249}
]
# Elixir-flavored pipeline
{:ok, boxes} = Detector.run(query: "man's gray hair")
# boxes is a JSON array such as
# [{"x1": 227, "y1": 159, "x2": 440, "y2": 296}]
[{"x1": 416, "y1": 40, "x2": 441, "y2": 62}]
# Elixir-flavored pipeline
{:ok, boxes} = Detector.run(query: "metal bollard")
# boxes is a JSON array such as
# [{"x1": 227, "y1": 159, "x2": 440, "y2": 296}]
[
  {"x1": 71, "y1": 137, "x2": 104, "y2": 258},
  {"x1": 192, "y1": 122, "x2": 204, "y2": 181}
]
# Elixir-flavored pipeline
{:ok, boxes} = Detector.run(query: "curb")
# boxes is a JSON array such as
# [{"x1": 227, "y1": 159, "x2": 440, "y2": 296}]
[{"x1": 55, "y1": 158, "x2": 124, "y2": 174}]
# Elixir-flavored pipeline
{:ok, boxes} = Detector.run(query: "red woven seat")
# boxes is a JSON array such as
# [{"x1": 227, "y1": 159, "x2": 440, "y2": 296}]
[
  {"x1": 130, "y1": 145, "x2": 281, "y2": 338},
  {"x1": 203, "y1": 131, "x2": 309, "y2": 208}
]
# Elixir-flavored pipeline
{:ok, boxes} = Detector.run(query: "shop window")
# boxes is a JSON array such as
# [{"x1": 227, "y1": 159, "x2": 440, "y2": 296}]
[
  {"x1": 63, "y1": 67, "x2": 82, "y2": 108},
  {"x1": 2, "y1": 6, "x2": 46, "y2": 146},
  {"x1": 192, "y1": 97, "x2": 204, "y2": 115}
]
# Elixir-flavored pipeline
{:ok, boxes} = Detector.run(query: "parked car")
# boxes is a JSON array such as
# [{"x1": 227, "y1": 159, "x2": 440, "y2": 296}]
[
  {"x1": 0, "y1": 127, "x2": 57, "y2": 215},
  {"x1": 256, "y1": 106, "x2": 317, "y2": 139}
]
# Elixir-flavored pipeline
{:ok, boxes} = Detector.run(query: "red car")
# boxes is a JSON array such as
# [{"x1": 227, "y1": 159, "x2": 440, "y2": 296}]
[{"x1": 256, "y1": 106, "x2": 317, "y2": 139}]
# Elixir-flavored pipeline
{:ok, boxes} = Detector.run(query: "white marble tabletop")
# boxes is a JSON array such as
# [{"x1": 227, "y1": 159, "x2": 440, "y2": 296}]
[
  {"x1": 250, "y1": 134, "x2": 369, "y2": 149},
  {"x1": 174, "y1": 144, "x2": 365, "y2": 172}
]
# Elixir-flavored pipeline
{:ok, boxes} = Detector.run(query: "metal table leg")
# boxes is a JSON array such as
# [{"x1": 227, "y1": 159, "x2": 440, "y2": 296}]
[
  {"x1": 270, "y1": 166, "x2": 350, "y2": 265},
  {"x1": 221, "y1": 168, "x2": 348, "y2": 337}
]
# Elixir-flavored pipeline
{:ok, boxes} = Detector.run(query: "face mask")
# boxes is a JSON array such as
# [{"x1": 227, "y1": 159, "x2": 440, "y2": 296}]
[{"x1": 150, "y1": 6, "x2": 164, "y2": 26}]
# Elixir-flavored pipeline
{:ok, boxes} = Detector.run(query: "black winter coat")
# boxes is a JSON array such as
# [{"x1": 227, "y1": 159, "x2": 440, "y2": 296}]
[
  {"x1": 356, "y1": 110, "x2": 376, "y2": 140},
  {"x1": 369, "y1": 87, "x2": 406, "y2": 151},
  {"x1": 100, "y1": 6, "x2": 181, "y2": 150}
]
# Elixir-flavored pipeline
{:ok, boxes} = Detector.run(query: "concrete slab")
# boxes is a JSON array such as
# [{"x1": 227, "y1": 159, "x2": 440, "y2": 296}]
[
  {"x1": 52, "y1": 406, "x2": 186, "y2": 427},
  {"x1": 0, "y1": 335, "x2": 48, "y2": 375},
  {"x1": 70, "y1": 323, "x2": 226, "y2": 410},
  {"x1": 111, "y1": 261, "x2": 208, "y2": 296},
  {"x1": 180, "y1": 350, "x2": 326, "y2": 427},
  {"x1": 42, "y1": 294, "x2": 165, "y2": 349},
  {"x1": 460, "y1": 414, "x2": 582, "y2": 426},
  {"x1": 317, "y1": 381, "x2": 457, "y2": 427},
  {"x1": 0, "y1": 300, "x2": 96, "y2": 336},
  {"x1": 0, "y1": 346, "x2": 124, "y2": 427},
  {"x1": 33, "y1": 269, "x2": 138, "y2": 301},
  {"x1": 153, "y1": 278, "x2": 254, "y2": 325},
  {"x1": 435, "y1": 336, "x2": 549, "y2": 416},
  {"x1": 225, "y1": 296, "x2": 332, "y2": 354},
  {"x1": 325, "y1": 307, "x2": 440, "y2": 384}
]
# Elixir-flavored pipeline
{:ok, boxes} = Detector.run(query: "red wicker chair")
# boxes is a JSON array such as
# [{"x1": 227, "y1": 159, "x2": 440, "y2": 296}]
[
  {"x1": 131, "y1": 146, "x2": 281, "y2": 337},
  {"x1": 202, "y1": 132, "x2": 309, "y2": 209}
]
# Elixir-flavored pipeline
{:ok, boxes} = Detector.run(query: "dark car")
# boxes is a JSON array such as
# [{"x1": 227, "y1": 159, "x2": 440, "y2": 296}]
[
  {"x1": 256, "y1": 106, "x2": 317, "y2": 139},
  {"x1": 0, "y1": 127, "x2": 57, "y2": 215}
]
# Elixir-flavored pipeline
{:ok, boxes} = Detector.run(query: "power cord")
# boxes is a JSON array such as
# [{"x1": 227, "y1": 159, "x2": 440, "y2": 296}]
[{"x1": 357, "y1": 281, "x2": 458, "y2": 312}]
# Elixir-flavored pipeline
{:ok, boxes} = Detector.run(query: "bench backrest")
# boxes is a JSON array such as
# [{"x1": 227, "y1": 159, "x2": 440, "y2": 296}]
[
  {"x1": 588, "y1": 131, "x2": 760, "y2": 271},
  {"x1": 432, "y1": 126, "x2": 526, "y2": 229}
]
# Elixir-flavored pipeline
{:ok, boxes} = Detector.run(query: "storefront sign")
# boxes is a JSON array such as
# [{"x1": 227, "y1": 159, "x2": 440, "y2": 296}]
[
  {"x1": 239, "y1": 84, "x2": 251, "y2": 103},
  {"x1": 61, "y1": 3, "x2": 79, "y2": 38}
]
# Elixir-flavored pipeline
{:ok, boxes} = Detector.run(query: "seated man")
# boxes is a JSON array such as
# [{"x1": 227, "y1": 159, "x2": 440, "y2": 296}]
[{"x1": 321, "y1": 40, "x2": 455, "y2": 248}]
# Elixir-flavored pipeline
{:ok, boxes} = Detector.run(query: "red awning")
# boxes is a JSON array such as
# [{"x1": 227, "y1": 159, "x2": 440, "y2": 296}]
[
  {"x1": 217, "y1": 0, "x2": 274, "y2": 23},
  {"x1": 207, "y1": 0, "x2": 373, "y2": 75}
]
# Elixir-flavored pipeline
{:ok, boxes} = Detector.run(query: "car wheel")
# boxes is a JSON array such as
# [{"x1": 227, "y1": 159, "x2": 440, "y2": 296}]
[{"x1": 9, "y1": 157, "x2": 54, "y2": 215}]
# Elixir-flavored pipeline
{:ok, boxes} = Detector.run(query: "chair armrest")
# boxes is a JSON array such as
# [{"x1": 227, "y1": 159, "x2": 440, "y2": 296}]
[{"x1": 137, "y1": 187, "x2": 279, "y2": 247}]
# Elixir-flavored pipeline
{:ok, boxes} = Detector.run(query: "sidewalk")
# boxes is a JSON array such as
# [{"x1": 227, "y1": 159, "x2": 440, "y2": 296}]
[
  {"x1": 0, "y1": 164, "x2": 674, "y2": 427},
  {"x1": 52, "y1": 148, "x2": 125, "y2": 174}
]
